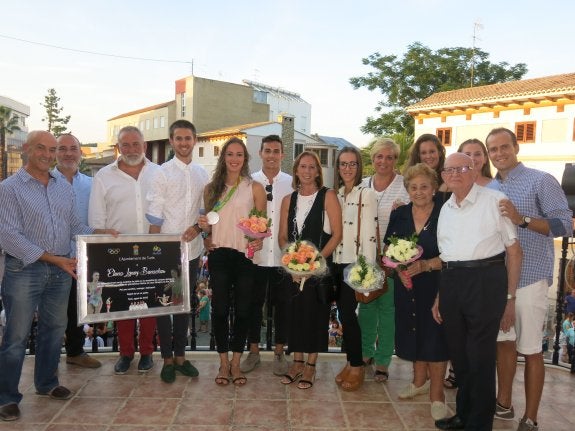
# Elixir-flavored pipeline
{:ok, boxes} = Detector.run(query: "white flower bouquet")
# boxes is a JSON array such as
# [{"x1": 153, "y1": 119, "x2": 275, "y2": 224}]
[
  {"x1": 382, "y1": 234, "x2": 423, "y2": 290},
  {"x1": 344, "y1": 255, "x2": 385, "y2": 296}
]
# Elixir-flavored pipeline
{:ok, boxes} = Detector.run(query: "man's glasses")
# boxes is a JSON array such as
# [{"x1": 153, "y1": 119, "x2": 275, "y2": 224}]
[
  {"x1": 339, "y1": 161, "x2": 359, "y2": 169},
  {"x1": 265, "y1": 184, "x2": 273, "y2": 201},
  {"x1": 442, "y1": 166, "x2": 473, "y2": 175}
]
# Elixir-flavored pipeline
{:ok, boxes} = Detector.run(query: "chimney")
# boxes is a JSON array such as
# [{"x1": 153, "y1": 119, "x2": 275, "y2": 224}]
[{"x1": 279, "y1": 113, "x2": 295, "y2": 172}]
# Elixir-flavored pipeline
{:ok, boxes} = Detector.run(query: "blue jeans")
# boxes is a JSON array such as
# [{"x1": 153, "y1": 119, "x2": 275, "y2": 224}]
[{"x1": 0, "y1": 257, "x2": 71, "y2": 405}]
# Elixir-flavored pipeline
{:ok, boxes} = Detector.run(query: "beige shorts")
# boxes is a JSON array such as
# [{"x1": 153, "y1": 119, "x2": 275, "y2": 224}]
[{"x1": 496, "y1": 279, "x2": 548, "y2": 355}]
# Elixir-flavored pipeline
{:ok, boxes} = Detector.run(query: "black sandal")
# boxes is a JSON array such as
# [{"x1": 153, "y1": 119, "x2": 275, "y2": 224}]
[
  {"x1": 444, "y1": 367, "x2": 457, "y2": 389},
  {"x1": 297, "y1": 362, "x2": 316, "y2": 390},
  {"x1": 374, "y1": 369, "x2": 389, "y2": 383},
  {"x1": 281, "y1": 359, "x2": 304, "y2": 385}
]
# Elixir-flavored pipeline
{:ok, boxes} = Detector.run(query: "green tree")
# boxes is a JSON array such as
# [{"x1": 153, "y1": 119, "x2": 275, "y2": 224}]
[
  {"x1": 41, "y1": 88, "x2": 71, "y2": 136},
  {"x1": 350, "y1": 42, "x2": 528, "y2": 136},
  {"x1": 0, "y1": 106, "x2": 21, "y2": 180}
]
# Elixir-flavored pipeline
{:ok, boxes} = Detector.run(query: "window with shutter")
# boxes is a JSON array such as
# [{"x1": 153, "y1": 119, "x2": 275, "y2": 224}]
[
  {"x1": 515, "y1": 122, "x2": 536, "y2": 143},
  {"x1": 436, "y1": 128, "x2": 452, "y2": 146}
]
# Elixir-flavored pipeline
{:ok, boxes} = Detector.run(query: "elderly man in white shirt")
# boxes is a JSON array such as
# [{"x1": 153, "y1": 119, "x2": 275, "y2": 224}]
[
  {"x1": 240, "y1": 135, "x2": 294, "y2": 376},
  {"x1": 89, "y1": 126, "x2": 161, "y2": 375},
  {"x1": 433, "y1": 153, "x2": 522, "y2": 431},
  {"x1": 146, "y1": 120, "x2": 208, "y2": 383}
]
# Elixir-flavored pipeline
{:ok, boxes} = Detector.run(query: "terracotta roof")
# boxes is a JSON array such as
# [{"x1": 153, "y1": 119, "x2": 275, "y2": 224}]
[
  {"x1": 198, "y1": 121, "x2": 275, "y2": 138},
  {"x1": 108, "y1": 101, "x2": 174, "y2": 121},
  {"x1": 407, "y1": 72, "x2": 575, "y2": 112}
]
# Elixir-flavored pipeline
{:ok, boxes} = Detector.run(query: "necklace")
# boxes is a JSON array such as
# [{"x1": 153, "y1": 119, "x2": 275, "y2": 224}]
[{"x1": 293, "y1": 191, "x2": 317, "y2": 238}]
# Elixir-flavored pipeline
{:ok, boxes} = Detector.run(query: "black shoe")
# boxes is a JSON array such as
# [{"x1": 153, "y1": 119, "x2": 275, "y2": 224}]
[
  {"x1": 114, "y1": 356, "x2": 133, "y2": 374},
  {"x1": 36, "y1": 385, "x2": 73, "y2": 400},
  {"x1": 137, "y1": 354, "x2": 154, "y2": 372},
  {"x1": 0, "y1": 403, "x2": 20, "y2": 421},
  {"x1": 435, "y1": 415, "x2": 465, "y2": 430}
]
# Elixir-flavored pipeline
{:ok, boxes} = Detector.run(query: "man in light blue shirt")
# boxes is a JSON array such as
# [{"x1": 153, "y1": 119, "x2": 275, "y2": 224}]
[
  {"x1": 487, "y1": 127, "x2": 572, "y2": 431},
  {"x1": 52, "y1": 134, "x2": 101, "y2": 369},
  {"x1": 0, "y1": 131, "x2": 112, "y2": 422}
]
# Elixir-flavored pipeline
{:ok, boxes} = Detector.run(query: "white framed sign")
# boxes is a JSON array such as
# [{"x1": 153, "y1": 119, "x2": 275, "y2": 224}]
[{"x1": 76, "y1": 234, "x2": 190, "y2": 324}]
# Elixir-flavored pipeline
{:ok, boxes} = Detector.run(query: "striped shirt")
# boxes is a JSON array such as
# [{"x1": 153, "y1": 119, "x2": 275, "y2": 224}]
[
  {"x1": 489, "y1": 163, "x2": 572, "y2": 288},
  {"x1": 362, "y1": 174, "x2": 410, "y2": 252},
  {"x1": 0, "y1": 168, "x2": 92, "y2": 266}
]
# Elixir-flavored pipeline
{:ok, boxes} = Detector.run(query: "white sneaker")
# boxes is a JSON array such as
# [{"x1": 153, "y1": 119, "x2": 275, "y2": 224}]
[
  {"x1": 431, "y1": 401, "x2": 448, "y2": 420},
  {"x1": 398, "y1": 380, "x2": 430, "y2": 399}
]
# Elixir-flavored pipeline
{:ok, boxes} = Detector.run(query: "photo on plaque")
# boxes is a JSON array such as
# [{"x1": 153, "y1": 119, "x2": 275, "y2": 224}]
[{"x1": 76, "y1": 234, "x2": 190, "y2": 324}]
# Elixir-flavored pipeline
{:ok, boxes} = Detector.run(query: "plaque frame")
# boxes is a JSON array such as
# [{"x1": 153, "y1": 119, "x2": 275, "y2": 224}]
[{"x1": 76, "y1": 234, "x2": 190, "y2": 324}]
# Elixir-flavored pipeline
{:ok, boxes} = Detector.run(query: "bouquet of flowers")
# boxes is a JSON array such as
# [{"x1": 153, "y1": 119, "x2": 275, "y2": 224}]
[
  {"x1": 382, "y1": 234, "x2": 423, "y2": 290},
  {"x1": 237, "y1": 209, "x2": 272, "y2": 259},
  {"x1": 281, "y1": 240, "x2": 327, "y2": 290},
  {"x1": 344, "y1": 254, "x2": 385, "y2": 297}
]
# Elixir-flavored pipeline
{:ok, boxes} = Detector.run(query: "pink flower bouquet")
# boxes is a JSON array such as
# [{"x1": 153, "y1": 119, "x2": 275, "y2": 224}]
[
  {"x1": 237, "y1": 209, "x2": 272, "y2": 259},
  {"x1": 280, "y1": 240, "x2": 327, "y2": 290}
]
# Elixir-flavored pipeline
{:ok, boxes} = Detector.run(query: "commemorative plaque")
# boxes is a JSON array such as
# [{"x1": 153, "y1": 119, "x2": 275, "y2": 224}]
[{"x1": 76, "y1": 234, "x2": 190, "y2": 324}]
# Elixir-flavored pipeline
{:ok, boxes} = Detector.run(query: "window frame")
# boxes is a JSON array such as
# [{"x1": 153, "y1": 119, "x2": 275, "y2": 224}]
[
  {"x1": 515, "y1": 121, "x2": 536, "y2": 144},
  {"x1": 436, "y1": 127, "x2": 452, "y2": 146}
]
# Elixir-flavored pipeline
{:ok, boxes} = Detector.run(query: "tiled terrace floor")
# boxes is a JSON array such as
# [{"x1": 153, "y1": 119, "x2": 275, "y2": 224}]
[{"x1": 2, "y1": 352, "x2": 574, "y2": 431}]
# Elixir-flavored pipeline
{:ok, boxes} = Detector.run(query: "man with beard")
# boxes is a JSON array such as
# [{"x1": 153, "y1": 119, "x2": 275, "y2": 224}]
[
  {"x1": 52, "y1": 134, "x2": 101, "y2": 368},
  {"x1": 89, "y1": 126, "x2": 161, "y2": 374}
]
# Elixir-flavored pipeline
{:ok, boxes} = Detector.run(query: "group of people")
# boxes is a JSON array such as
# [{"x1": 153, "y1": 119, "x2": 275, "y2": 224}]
[{"x1": 0, "y1": 123, "x2": 571, "y2": 431}]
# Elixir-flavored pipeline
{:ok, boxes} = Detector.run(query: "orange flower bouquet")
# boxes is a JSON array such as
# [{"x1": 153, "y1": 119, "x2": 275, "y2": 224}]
[
  {"x1": 281, "y1": 240, "x2": 327, "y2": 290},
  {"x1": 237, "y1": 209, "x2": 272, "y2": 259}
]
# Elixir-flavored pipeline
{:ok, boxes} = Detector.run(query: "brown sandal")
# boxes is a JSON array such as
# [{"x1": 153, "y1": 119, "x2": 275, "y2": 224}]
[
  {"x1": 335, "y1": 363, "x2": 350, "y2": 385},
  {"x1": 281, "y1": 359, "x2": 305, "y2": 385},
  {"x1": 341, "y1": 365, "x2": 365, "y2": 392},
  {"x1": 215, "y1": 365, "x2": 230, "y2": 386},
  {"x1": 230, "y1": 363, "x2": 247, "y2": 386}
]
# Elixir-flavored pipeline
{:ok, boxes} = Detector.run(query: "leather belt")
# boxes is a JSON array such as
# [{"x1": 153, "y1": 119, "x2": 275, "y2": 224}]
[{"x1": 442, "y1": 252, "x2": 505, "y2": 269}]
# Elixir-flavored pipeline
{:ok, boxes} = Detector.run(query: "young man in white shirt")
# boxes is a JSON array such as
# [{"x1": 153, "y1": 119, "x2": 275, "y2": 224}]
[
  {"x1": 89, "y1": 126, "x2": 161, "y2": 375},
  {"x1": 146, "y1": 120, "x2": 208, "y2": 383},
  {"x1": 241, "y1": 135, "x2": 294, "y2": 375}
]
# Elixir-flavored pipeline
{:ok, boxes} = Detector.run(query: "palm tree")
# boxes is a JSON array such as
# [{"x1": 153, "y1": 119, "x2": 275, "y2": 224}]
[{"x1": 0, "y1": 106, "x2": 21, "y2": 180}]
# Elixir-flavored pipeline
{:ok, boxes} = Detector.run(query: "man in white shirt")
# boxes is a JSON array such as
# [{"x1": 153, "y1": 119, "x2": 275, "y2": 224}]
[
  {"x1": 146, "y1": 120, "x2": 208, "y2": 383},
  {"x1": 240, "y1": 135, "x2": 293, "y2": 376},
  {"x1": 52, "y1": 134, "x2": 101, "y2": 369},
  {"x1": 89, "y1": 126, "x2": 161, "y2": 375},
  {"x1": 434, "y1": 153, "x2": 522, "y2": 431}
]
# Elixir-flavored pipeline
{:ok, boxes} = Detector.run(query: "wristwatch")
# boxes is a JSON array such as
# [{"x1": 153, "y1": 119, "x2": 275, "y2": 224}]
[
  {"x1": 507, "y1": 293, "x2": 516, "y2": 300},
  {"x1": 519, "y1": 216, "x2": 531, "y2": 228}
]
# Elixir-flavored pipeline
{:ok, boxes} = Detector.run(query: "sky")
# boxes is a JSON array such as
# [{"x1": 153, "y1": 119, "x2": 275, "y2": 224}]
[{"x1": 1, "y1": 0, "x2": 574, "y2": 148}]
